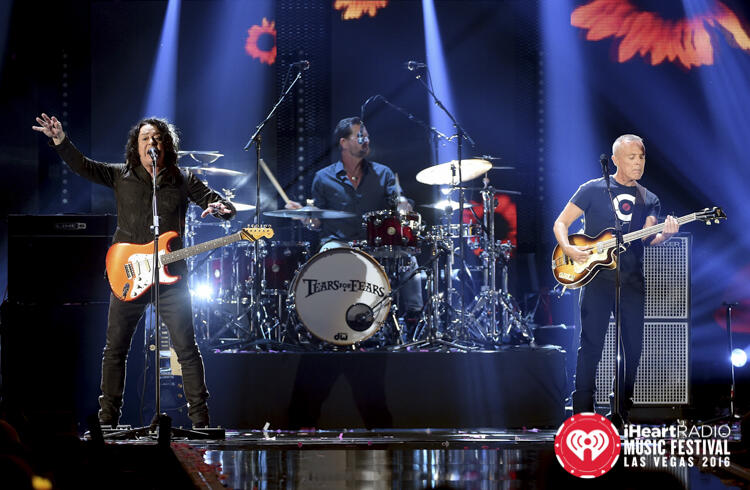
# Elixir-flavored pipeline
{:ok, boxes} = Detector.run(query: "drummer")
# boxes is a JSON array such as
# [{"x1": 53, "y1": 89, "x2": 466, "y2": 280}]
[{"x1": 286, "y1": 116, "x2": 423, "y2": 321}]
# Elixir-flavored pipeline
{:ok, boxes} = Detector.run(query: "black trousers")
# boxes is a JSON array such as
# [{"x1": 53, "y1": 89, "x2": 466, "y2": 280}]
[
  {"x1": 99, "y1": 282, "x2": 209, "y2": 426},
  {"x1": 572, "y1": 270, "x2": 645, "y2": 414}
]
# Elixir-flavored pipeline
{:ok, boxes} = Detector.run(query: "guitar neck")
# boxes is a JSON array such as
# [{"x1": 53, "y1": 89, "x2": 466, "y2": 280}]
[
  {"x1": 161, "y1": 231, "x2": 246, "y2": 265},
  {"x1": 600, "y1": 213, "x2": 696, "y2": 249}
]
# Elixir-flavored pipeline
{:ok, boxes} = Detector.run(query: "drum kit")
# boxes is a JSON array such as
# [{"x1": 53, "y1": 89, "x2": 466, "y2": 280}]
[{"x1": 180, "y1": 150, "x2": 532, "y2": 351}]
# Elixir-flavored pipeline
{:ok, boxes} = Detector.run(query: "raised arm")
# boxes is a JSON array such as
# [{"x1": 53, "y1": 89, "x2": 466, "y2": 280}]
[{"x1": 33, "y1": 113, "x2": 118, "y2": 188}]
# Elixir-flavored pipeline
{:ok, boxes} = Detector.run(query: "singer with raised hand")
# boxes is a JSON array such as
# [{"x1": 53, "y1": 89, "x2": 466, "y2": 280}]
[
  {"x1": 32, "y1": 113, "x2": 236, "y2": 429},
  {"x1": 285, "y1": 116, "x2": 422, "y2": 325},
  {"x1": 552, "y1": 134, "x2": 679, "y2": 428}
]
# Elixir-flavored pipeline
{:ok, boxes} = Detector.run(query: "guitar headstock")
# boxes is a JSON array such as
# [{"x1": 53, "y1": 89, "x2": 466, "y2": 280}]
[
  {"x1": 696, "y1": 206, "x2": 727, "y2": 225},
  {"x1": 240, "y1": 225, "x2": 275, "y2": 241}
]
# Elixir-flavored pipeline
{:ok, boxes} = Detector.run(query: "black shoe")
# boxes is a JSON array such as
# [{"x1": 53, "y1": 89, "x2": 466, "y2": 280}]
[{"x1": 571, "y1": 390, "x2": 595, "y2": 414}]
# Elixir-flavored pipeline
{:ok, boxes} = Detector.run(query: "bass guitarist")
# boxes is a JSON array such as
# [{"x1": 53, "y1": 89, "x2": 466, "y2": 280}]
[
  {"x1": 32, "y1": 113, "x2": 235, "y2": 429},
  {"x1": 552, "y1": 134, "x2": 679, "y2": 424}
]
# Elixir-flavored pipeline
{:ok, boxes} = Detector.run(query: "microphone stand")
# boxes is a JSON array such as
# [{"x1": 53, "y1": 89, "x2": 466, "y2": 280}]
[
  {"x1": 242, "y1": 69, "x2": 304, "y2": 344},
  {"x1": 150, "y1": 151, "x2": 162, "y2": 430},
  {"x1": 601, "y1": 156, "x2": 624, "y2": 426},
  {"x1": 412, "y1": 69, "x2": 475, "y2": 340}
]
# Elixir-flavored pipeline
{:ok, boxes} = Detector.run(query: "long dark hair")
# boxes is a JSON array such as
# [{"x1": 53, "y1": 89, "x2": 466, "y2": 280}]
[{"x1": 124, "y1": 117, "x2": 180, "y2": 168}]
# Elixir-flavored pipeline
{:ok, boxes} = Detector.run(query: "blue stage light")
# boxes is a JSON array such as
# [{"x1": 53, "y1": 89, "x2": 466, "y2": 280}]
[{"x1": 731, "y1": 348, "x2": 746, "y2": 368}]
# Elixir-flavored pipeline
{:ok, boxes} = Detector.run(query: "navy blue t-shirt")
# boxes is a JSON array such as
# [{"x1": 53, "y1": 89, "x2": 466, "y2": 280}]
[{"x1": 570, "y1": 176, "x2": 660, "y2": 277}]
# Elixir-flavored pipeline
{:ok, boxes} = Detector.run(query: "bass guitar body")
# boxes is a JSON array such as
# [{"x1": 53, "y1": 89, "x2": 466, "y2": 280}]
[
  {"x1": 105, "y1": 230, "x2": 181, "y2": 301},
  {"x1": 551, "y1": 229, "x2": 621, "y2": 289}
]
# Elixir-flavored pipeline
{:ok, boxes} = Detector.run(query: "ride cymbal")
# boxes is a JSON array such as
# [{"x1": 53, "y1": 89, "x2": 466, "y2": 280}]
[{"x1": 416, "y1": 158, "x2": 492, "y2": 186}]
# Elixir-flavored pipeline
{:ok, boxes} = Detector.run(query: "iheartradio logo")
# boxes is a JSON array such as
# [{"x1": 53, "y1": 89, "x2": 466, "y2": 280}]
[{"x1": 555, "y1": 413, "x2": 621, "y2": 478}]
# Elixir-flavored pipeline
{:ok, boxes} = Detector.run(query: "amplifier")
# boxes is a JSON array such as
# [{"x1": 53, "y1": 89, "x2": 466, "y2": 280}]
[
  {"x1": 594, "y1": 233, "x2": 691, "y2": 406},
  {"x1": 596, "y1": 322, "x2": 690, "y2": 405},
  {"x1": 8, "y1": 214, "x2": 116, "y2": 304}
]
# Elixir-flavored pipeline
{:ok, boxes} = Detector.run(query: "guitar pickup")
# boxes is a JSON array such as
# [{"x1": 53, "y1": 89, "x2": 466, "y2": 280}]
[{"x1": 124, "y1": 263, "x2": 134, "y2": 279}]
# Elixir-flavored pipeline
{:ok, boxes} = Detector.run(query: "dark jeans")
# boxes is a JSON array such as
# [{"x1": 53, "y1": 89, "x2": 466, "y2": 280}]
[
  {"x1": 572, "y1": 270, "x2": 645, "y2": 414},
  {"x1": 99, "y1": 282, "x2": 209, "y2": 426}
]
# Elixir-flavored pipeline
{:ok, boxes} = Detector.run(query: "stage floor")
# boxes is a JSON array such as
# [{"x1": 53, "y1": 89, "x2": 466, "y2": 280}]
[{"x1": 99, "y1": 428, "x2": 749, "y2": 489}]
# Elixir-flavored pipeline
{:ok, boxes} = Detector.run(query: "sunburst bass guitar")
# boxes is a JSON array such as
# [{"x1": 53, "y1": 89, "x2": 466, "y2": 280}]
[
  {"x1": 551, "y1": 207, "x2": 725, "y2": 289},
  {"x1": 105, "y1": 226, "x2": 274, "y2": 301}
]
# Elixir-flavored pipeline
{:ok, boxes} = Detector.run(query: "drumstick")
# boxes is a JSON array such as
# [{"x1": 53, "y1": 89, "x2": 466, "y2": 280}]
[{"x1": 259, "y1": 158, "x2": 291, "y2": 205}]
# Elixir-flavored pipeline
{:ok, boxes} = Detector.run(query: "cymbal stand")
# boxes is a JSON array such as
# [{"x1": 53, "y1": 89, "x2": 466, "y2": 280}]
[
  {"x1": 411, "y1": 67, "x2": 475, "y2": 339},
  {"x1": 243, "y1": 66, "x2": 305, "y2": 343},
  {"x1": 391, "y1": 237, "x2": 473, "y2": 352},
  {"x1": 466, "y1": 180, "x2": 534, "y2": 345}
]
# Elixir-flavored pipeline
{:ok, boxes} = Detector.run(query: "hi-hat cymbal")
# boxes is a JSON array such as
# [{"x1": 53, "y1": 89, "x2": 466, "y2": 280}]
[
  {"x1": 416, "y1": 159, "x2": 492, "y2": 186},
  {"x1": 178, "y1": 150, "x2": 224, "y2": 164},
  {"x1": 184, "y1": 166, "x2": 245, "y2": 177},
  {"x1": 420, "y1": 200, "x2": 474, "y2": 211},
  {"x1": 264, "y1": 205, "x2": 356, "y2": 219},
  {"x1": 422, "y1": 192, "x2": 522, "y2": 212}
]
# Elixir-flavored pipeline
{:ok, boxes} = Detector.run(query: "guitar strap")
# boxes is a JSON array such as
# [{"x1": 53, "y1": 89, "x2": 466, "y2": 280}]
[{"x1": 629, "y1": 182, "x2": 646, "y2": 233}]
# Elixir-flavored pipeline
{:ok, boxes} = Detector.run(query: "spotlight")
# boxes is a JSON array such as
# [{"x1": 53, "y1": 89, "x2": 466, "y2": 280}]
[
  {"x1": 731, "y1": 348, "x2": 747, "y2": 368},
  {"x1": 191, "y1": 283, "x2": 213, "y2": 300}
]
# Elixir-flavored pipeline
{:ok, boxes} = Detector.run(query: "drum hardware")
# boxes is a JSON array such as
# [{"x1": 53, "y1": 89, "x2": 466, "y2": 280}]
[
  {"x1": 464, "y1": 180, "x2": 533, "y2": 346},
  {"x1": 389, "y1": 239, "x2": 472, "y2": 351}
]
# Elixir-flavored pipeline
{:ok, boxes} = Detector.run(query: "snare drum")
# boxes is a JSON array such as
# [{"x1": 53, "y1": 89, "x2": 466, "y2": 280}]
[
  {"x1": 290, "y1": 247, "x2": 391, "y2": 346},
  {"x1": 363, "y1": 209, "x2": 422, "y2": 257},
  {"x1": 262, "y1": 241, "x2": 310, "y2": 292}
]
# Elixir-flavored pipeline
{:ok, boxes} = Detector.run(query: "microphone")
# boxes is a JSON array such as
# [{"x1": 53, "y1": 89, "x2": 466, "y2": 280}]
[
  {"x1": 148, "y1": 147, "x2": 159, "y2": 163},
  {"x1": 599, "y1": 153, "x2": 609, "y2": 174},
  {"x1": 291, "y1": 60, "x2": 310, "y2": 71},
  {"x1": 357, "y1": 123, "x2": 365, "y2": 145},
  {"x1": 405, "y1": 61, "x2": 427, "y2": 71}
]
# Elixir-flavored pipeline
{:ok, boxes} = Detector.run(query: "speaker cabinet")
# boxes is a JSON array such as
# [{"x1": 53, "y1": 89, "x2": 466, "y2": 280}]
[
  {"x1": 0, "y1": 301, "x2": 108, "y2": 432},
  {"x1": 8, "y1": 214, "x2": 116, "y2": 304},
  {"x1": 595, "y1": 234, "x2": 691, "y2": 406}
]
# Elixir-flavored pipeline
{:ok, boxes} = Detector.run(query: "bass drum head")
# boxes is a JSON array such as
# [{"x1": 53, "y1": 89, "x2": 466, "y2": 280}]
[{"x1": 291, "y1": 247, "x2": 391, "y2": 346}]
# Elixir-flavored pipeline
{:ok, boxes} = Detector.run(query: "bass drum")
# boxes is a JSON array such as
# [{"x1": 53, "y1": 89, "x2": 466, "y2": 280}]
[{"x1": 290, "y1": 247, "x2": 391, "y2": 346}]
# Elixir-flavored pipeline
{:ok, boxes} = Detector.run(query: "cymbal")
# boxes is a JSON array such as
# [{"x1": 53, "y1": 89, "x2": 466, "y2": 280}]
[
  {"x1": 421, "y1": 192, "x2": 522, "y2": 211},
  {"x1": 416, "y1": 159, "x2": 492, "y2": 186},
  {"x1": 264, "y1": 205, "x2": 357, "y2": 219},
  {"x1": 178, "y1": 150, "x2": 223, "y2": 164},
  {"x1": 230, "y1": 202, "x2": 255, "y2": 212},
  {"x1": 184, "y1": 166, "x2": 245, "y2": 177},
  {"x1": 420, "y1": 200, "x2": 474, "y2": 211}
]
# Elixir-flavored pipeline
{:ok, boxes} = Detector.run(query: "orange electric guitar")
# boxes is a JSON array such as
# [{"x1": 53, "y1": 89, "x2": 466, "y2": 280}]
[
  {"x1": 551, "y1": 207, "x2": 725, "y2": 289},
  {"x1": 105, "y1": 226, "x2": 274, "y2": 301}
]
